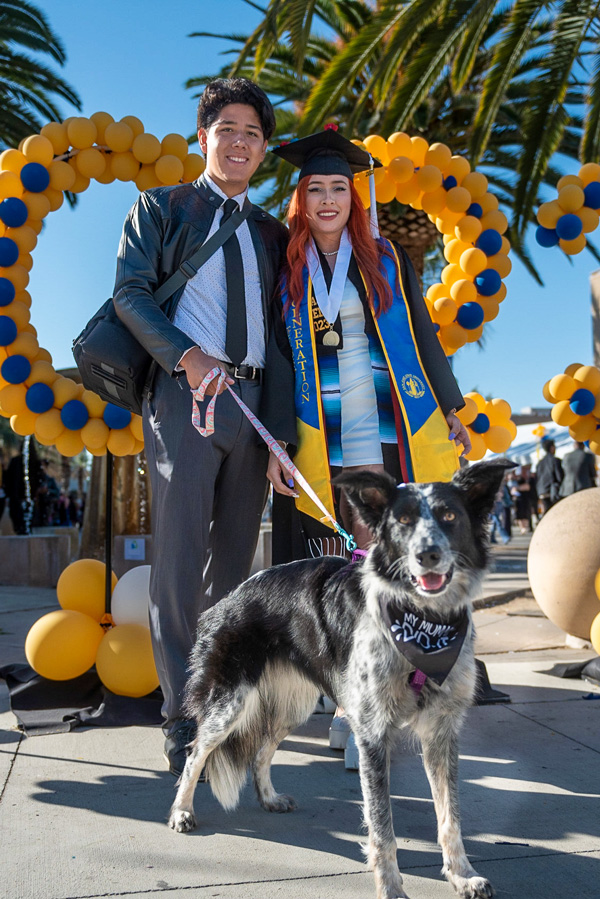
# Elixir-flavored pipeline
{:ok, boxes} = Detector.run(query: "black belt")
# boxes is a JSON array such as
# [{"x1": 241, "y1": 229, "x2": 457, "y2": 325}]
[{"x1": 220, "y1": 361, "x2": 262, "y2": 381}]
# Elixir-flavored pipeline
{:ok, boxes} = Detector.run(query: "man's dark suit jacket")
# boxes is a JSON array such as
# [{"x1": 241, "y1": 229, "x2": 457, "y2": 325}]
[{"x1": 112, "y1": 176, "x2": 296, "y2": 445}]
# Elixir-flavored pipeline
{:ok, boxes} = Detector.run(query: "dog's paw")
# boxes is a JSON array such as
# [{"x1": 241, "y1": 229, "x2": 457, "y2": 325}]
[
  {"x1": 453, "y1": 875, "x2": 494, "y2": 898},
  {"x1": 168, "y1": 809, "x2": 197, "y2": 833},
  {"x1": 261, "y1": 793, "x2": 297, "y2": 813}
]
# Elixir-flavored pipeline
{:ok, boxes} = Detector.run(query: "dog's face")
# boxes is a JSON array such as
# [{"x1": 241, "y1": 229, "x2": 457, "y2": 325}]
[{"x1": 334, "y1": 460, "x2": 515, "y2": 613}]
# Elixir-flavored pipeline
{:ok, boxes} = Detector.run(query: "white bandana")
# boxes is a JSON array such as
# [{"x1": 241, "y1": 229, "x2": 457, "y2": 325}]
[{"x1": 305, "y1": 227, "x2": 352, "y2": 324}]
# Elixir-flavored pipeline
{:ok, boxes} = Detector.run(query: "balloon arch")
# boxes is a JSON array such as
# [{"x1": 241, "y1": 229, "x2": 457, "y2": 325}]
[{"x1": 0, "y1": 116, "x2": 516, "y2": 461}]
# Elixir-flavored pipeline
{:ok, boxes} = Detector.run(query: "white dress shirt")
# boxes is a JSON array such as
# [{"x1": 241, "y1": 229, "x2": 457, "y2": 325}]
[{"x1": 173, "y1": 173, "x2": 265, "y2": 368}]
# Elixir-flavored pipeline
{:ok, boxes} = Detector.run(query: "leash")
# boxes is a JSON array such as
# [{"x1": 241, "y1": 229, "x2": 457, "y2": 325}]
[{"x1": 191, "y1": 367, "x2": 357, "y2": 553}]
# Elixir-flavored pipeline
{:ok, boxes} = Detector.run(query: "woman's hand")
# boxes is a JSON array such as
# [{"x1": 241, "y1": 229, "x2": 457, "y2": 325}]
[
  {"x1": 267, "y1": 444, "x2": 299, "y2": 497},
  {"x1": 446, "y1": 411, "x2": 471, "y2": 455}
]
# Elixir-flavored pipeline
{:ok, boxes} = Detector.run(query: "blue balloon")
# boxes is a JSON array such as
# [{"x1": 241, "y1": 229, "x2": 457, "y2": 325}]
[
  {"x1": 1, "y1": 354, "x2": 31, "y2": 384},
  {"x1": 536, "y1": 225, "x2": 559, "y2": 248},
  {"x1": 474, "y1": 268, "x2": 502, "y2": 297},
  {"x1": 443, "y1": 175, "x2": 457, "y2": 190},
  {"x1": 20, "y1": 162, "x2": 50, "y2": 193},
  {"x1": 471, "y1": 412, "x2": 490, "y2": 434},
  {"x1": 61, "y1": 399, "x2": 89, "y2": 430},
  {"x1": 467, "y1": 202, "x2": 482, "y2": 218},
  {"x1": 476, "y1": 228, "x2": 503, "y2": 256},
  {"x1": 26, "y1": 382, "x2": 54, "y2": 413},
  {"x1": 583, "y1": 181, "x2": 600, "y2": 210},
  {"x1": 0, "y1": 277, "x2": 16, "y2": 306},
  {"x1": 0, "y1": 197, "x2": 28, "y2": 228},
  {"x1": 555, "y1": 213, "x2": 582, "y2": 241},
  {"x1": 569, "y1": 388, "x2": 595, "y2": 417},
  {"x1": 0, "y1": 315, "x2": 17, "y2": 346},
  {"x1": 0, "y1": 237, "x2": 19, "y2": 267},
  {"x1": 456, "y1": 302, "x2": 484, "y2": 330},
  {"x1": 103, "y1": 403, "x2": 132, "y2": 430}
]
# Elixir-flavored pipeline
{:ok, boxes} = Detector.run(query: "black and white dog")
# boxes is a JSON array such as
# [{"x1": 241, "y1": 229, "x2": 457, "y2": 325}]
[{"x1": 169, "y1": 461, "x2": 513, "y2": 899}]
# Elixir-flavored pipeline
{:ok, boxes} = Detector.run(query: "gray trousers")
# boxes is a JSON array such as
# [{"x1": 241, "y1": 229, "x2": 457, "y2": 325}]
[{"x1": 143, "y1": 368, "x2": 269, "y2": 734}]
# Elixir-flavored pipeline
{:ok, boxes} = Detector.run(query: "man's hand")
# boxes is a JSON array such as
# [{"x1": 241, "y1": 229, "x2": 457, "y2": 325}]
[
  {"x1": 180, "y1": 346, "x2": 234, "y2": 395},
  {"x1": 267, "y1": 444, "x2": 298, "y2": 497},
  {"x1": 446, "y1": 411, "x2": 471, "y2": 455}
]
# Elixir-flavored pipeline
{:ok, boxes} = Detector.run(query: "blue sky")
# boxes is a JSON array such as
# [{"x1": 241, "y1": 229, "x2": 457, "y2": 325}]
[{"x1": 27, "y1": 0, "x2": 598, "y2": 414}]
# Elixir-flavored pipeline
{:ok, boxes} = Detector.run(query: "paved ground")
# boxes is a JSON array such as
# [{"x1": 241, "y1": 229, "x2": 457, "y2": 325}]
[{"x1": 1, "y1": 533, "x2": 599, "y2": 899}]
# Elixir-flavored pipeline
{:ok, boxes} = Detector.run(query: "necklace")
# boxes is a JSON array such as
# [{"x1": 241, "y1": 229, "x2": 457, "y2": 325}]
[{"x1": 320, "y1": 249, "x2": 339, "y2": 256}]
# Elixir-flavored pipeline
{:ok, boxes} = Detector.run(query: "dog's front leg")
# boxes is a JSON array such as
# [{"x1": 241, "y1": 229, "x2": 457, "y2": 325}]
[
  {"x1": 356, "y1": 735, "x2": 408, "y2": 899},
  {"x1": 418, "y1": 718, "x2": 494, "y2": 898}
]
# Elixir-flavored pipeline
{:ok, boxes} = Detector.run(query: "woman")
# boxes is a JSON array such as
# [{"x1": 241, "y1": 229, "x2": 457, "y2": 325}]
[
  {"x1": 267, "y1": 128, "x2": 470, "y2": 555},
  {"x1": 266, "y1": 129, "x2": 471, "y2": 765}
]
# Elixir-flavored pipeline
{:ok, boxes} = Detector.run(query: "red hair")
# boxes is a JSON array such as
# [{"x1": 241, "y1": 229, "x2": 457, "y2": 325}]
[{"x1": 285, "y1": 176, "x2": 394, "y2": 317}]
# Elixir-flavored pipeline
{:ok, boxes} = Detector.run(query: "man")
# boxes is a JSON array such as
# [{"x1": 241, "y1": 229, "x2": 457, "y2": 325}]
[
  {"x1": 535, "y1": 438, "x2": 563, "y2": 515},
  {"x1": 113, "y1": 78, "x2": 296, "y2": 775},
  {"x1": 559, "y1": 440, "x2": 597, "y2": 498}
]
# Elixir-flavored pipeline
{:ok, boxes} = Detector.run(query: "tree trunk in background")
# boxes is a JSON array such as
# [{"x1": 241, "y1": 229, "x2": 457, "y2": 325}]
[
  {"x1": 79, "y1": 451, "x2": 151, "y2": 560},
  {"x1": 378, "y1": 204, "x2": 440, "y2": 285}
]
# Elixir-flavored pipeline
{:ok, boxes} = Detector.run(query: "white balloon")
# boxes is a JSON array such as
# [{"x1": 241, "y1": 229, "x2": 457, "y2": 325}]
[{"x1": 111, "y1": 565, "x2": 151, "y2": 628}]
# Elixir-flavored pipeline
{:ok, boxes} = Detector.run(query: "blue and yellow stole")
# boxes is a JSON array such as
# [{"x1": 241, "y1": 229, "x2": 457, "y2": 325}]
[{"x1": 283, "y1": 239, "x2": 459, "y2": 525}]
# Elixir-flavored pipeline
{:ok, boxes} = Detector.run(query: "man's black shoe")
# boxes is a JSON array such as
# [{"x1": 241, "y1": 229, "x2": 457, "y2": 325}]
[{"x1": 164, "y1": 720, "x2": 205, "y2": 779}]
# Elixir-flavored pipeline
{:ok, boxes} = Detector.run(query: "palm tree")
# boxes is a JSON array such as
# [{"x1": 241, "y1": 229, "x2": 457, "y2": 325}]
[
  {"x1": 223, "y1": 0, "x2": 598, "y2": 240},
  {"x1": 0, "y1": 0, "x2": 81, "y2": 148},
  {"x1": 187, "y1": 1, "x2": 590, "y2": 281}
]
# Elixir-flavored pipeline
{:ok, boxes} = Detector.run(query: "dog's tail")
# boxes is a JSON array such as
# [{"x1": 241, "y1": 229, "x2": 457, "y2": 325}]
[{"x1": 205, "y1": 733, "x2": 254, "y2": 811}]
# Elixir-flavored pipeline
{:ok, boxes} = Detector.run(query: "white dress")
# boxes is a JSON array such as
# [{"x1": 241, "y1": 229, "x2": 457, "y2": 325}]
[{"x1": 337, "y1": 278, "x2": 383, "y2": 467}]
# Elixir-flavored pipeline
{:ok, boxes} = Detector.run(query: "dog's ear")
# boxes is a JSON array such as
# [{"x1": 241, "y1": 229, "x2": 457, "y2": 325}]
[
  {"x1": 332, "y1": 470, "x2": 397, "y2": 529},
  {"x1": 452, "y1": 460, "x2": 516, "y2": 521}
]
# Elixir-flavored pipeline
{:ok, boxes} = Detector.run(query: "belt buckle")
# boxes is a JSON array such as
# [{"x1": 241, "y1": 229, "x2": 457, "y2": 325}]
[{"x1": 234, "y1": 365, "x2": 251, "y2": 380}]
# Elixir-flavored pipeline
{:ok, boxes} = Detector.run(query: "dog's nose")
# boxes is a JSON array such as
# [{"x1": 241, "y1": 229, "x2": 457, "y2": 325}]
[{"x1": 416, "y1": 548, "x2": 442, "y2": 568}]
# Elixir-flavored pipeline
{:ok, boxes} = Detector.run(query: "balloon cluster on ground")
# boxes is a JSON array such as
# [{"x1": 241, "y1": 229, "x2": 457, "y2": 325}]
[
  {"x1": 0, "y1": 114, "x2": 206, "y2": 455},
  {"x1": 535, "y1": 164, "x2": 600, "y2": 256},
  {"x1": 455, "y1": 392, "x2": 517, "y2": 461},
  {"x1": 351, "y1": 133, "x2": 511, "y2": 356},
  {"x1": 543, "y1": 363, "x2": 600, "y2": 451},
  {"x1": 24, "y1": 559, "x2": 158, "y2": 697}
]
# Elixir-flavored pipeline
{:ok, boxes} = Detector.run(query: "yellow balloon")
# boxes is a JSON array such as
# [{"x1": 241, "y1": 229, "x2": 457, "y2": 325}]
[
  {"x1": 445, "y1": 186, "x2": 472, "y2": 214},
  {"x1": 590, "y1": 611, "x2": 600, "y2": 655},
  {"x1": 565, "y1": 362, "x2": 584, "y2": 377},
  {"x1": 80, "y1": 388, "x2": 106, "y2": 417},
  {"x1": 445, "y1": 155, "x2": 471, "y2": 183},
  {"x1": 548, "y1": 373, "x2": 576, "y2": 401},
  {"x1": 485, "y1": 426, "x2": 512, "y2": 454},
  {"x1": 95, "y1": 624, "x2": 159, "y2": 697},
  {"x1": 161, "y1": 132, "x2": 190, "y2": 161},
  {"x1": 560, "y1": 234, "x2": 586, "y2": 255},
  {"x1": 573, "y1": 365, "x2": 600, "y2": 393},
  {"x1": 416, "y1": 165, "x2": 442, "y2": 193},
  {"x1": 135, "y1": 164, "x2": 162, "y2": 191},
  {"x1": 450, "y1": 279, "x2": 477, "y2": 304},
  {"x1": 424, "y1": 142, "x2": 452, "y2": 171},
  {"x1": 0, "y1": 148, "x2": 27, "y2": 174},
  {"x1": 34, "y1": 408, "x2": 64, "y2": 442},
  {"x1": 82, "y1": 417, "x2": 110, "y2": 450},
  {"x1": 465, "y1": 391, "x2": 487, "y2": 413},
  {"x1": 52, "y1": 376, "x2": 79, "y2": 408},
  {"x1": 577, "y1": 206, "x2": 600, "y2": 233},
  {"x1": 26, "y1": 361, "x2": 58, "y2": 387},
  {"x1": 3, "y1": 299, "x2": 30, "y2": 328},
  {"x1": 460, "y1": 172, "x2": 488, "y2": 198},
  {"x1": 456, "y1": 396, "x2": 478, "y2": 426},
  {"x1": 441, "y1": 263, "x2": 463, "y2": 287},
  {"x1": 132, "y1": 133, "x2": 161, "y2": 164},
  {"x1": 441, "y1": 322, "x2": 468, "y2": 349},
  {"x1": 22, "y1": 134, "x2": 54, "y2": 166},
  {"x1": 67, "y1": 117, "x2": 98, "y2": 150},
  {"x1": 444, "y1": 238, "x2": 470, "y2": 265},
  {"x1": 454, "y1": 215, "x2": 482, "y2": 244},
  {"x1": 480, "y1": 297, "x2": 500, "y2": 322},
  {"x1": 22, "y1": 191, "x2": 51, "y2": 219},
  {"x1": 420, "y1": 187, "x2": 446, "y2": 215},
  {"x1": 41, "y1": 122, "x2": 70, "y2": 155},
  {"x1": 57, "y1": 558, "x2": 117, "y2": 621},
  {"x1": 0, "y1": 383, "x2": 27, "y2": 415},
  {"x1": 130, "y1": 414, "x2": 144, "y2": 441},
  {"x1": 394, "y1": 176, "x2": 419, "y2": 205},
  {"x1": 426, "y1": 282, "x2": 450, "y2": 303},
  {"x1": 111, "y1": 151, "x2": 140, "y2": 182},
  {"x1": 120, "y1": 115, "x2": 144, "y2": 137},
  {"x1": 10, "y1": 332, "x2": 38, "y2": 359},
  {"x1": 55, "y1": 430, "x2": 85, "y2": 457},
  {"x1": 10, "y1": 409, "x2": 37, "y2": 435},
  {"x1": 386, "y1": 132, "x2": 412, "y2": 157},
  {"x1": 569, "y1": 415, "x2": 598, "y2": 442},
  {"x1": 104, "y1": 122, "x2": 134, "y2": 153},
  {"x1": 75, "y1": 147, "x2": 106, "y2": 179},
  {"x1": 480, "y1": 210, "x2": 508, "y2": 234},
  {"x1": 95, "y1": 152, "x2": 116, "y2": 184},
  {"x1": 182, "y1": 153, "x2": 206, "y2": 182},
  {"x1": 551, "y1": 399, "x2": 579, "y2": 427},
  {"x1": 155, "y1": 154, "x2": 184, "y2": 185},
  {"x1": 0, "y1": 171, "x2": 24, "y2": 200},
  {"x1": 478, "y1": 193, "x2": 499, "y2": 214},
  {"x1": 558, "y1": 174, "x2": 583, "y2": 191},
  {"x1": 7, "y1": 224, "x2": 37, "y2": 253},
  {"x1": 90, "y1": 111, "x2": 114, "y2": 143},
  {"x1": 432, "y1": 296, "x2": 457, "y2": 326},
  {"x1": 558, "y1": 184, "x2": 584, "y2": 212},
  {"x1": 465, "y1": 323, "x2": 484, "y2": 344},
  {"x1": 579, "y1": 162, "x2": 600, "y2": 187},
  {"x1": 107, "y1": 427, "x2": 136, "y2": 456},
  {"x1": 409, "y1": 135, "x2": 429, "y2": 166},
  {"x1": 375, "y1": 175, "x2": 396, "y2": 203},
  {"x1": 486, "y1": 252, "x2": 512, "y2": 279},
  {"x1": 25, "y1": 609, "x2": 105, "y2": 680},
  {"x1": 486, "y1": 397, "x2": 512, "y2": 423},
  {"x1": 388, "y1": 155, "x2": 414, "y2": 184},
  {"x1": 465, "y1": 432, "x2": 487, "y2": 461},
  {"x1": 363, "y1": 134, "x2": 389, "y2": 165},
  {"x1": 460, "y1": 247, "x2": 487, "y2": 277}
]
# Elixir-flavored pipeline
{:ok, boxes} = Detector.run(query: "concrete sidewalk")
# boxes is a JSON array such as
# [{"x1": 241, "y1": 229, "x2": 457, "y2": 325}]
[{"x1": 1, "y1": 536, "x2": 600, "y2": 899}]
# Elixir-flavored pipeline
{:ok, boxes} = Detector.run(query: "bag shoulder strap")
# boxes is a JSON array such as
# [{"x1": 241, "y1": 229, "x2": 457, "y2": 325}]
[{"x1": 154, "y1": 196, "x2": 253, "y2": 306}]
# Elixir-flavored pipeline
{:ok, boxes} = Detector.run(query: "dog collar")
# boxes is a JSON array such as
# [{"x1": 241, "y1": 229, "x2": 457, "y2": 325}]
[{"x1": 380, "y1": 599, "x2": 469, "y2": 686}]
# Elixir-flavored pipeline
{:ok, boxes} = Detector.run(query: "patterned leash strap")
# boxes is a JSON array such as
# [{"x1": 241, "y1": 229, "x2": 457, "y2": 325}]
[{"x1": 191, "y1": 366, "x2": 357, "y2": 552}]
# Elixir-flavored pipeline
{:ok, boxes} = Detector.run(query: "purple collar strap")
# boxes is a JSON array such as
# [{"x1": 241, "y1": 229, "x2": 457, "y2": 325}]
[
  {"x1": 351, "y1": 549, "x2": 368, "y2": 561},
  {"x1": 409, "y1": 669, "x2": 427, "y2": 695}
]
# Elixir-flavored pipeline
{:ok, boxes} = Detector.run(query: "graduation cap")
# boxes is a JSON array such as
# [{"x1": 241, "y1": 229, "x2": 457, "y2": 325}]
[
  {"x1": 271, "y1": 126, "x2": 382, "y2": 181},
  {"x1": 272, "y1": 126, "x2": 382, "y2": 236}
]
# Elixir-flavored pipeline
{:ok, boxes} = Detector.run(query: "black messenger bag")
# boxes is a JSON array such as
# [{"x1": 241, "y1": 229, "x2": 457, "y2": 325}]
[{"x1": 72, "y1": 199, "x2": 252, "y2": 416}]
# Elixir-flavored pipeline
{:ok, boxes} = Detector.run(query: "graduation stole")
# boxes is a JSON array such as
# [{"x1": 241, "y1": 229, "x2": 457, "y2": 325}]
[{"x1": 282, "y1": 240, "x2": 459, "y2": 526}]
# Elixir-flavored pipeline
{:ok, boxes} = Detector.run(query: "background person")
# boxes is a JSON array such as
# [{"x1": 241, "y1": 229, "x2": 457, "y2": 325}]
[
  {"x1": 559, "y1": 440, "x2": 597, "y2": 497},
  {"x1": 535, "y1": 438, "x2": 563, "y2": 515}
]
